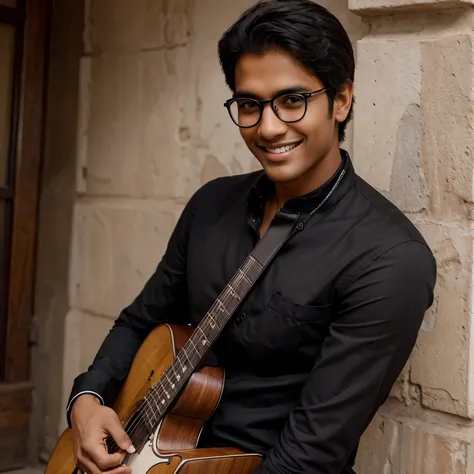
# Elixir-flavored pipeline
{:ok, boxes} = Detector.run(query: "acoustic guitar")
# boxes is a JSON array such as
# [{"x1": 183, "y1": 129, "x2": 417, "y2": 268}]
[{"x1": 45, "y1": 253, "x2": 270, "y2": 473}]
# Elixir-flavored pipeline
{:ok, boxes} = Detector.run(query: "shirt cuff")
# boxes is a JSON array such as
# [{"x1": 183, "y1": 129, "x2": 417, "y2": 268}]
[
  {"x1": 66, "y1": 390, "x2": 105, "y2": 413},
  {"x1": 66, "y1": 369, "x2": 114, "y2": 427}
]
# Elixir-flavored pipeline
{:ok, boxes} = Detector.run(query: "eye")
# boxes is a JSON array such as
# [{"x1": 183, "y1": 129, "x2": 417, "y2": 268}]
[
  {"x1": 239, "y1": 100, "x2": 259, "y2": 110},
  {"x1": 283, "y1": 94, "x2": 305, "y2": 105}
]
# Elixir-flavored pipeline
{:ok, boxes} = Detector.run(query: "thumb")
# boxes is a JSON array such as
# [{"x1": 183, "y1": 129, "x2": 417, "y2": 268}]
[{"x1": 105, "y1": 416, "x2": 136, "y2": 454}]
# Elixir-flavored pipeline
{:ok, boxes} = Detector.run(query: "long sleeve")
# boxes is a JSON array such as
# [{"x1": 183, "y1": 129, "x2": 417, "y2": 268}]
[
  {"x1": 253, "y1": 241, "x2": 436, "y2": 474},
  {"x1": 66, "y1": 187, "x2": 203, "y2": 425}
]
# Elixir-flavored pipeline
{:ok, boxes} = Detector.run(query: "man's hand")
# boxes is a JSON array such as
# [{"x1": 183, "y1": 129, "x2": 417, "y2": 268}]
[{"x1": 71, "y1": 394, "x2": 136, "y2": 474}]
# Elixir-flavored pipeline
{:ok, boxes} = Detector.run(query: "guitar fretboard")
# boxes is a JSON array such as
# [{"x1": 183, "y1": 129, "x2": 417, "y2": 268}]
[{"x1": 138, "y1": 254, "x2": 263, "y2": 434}]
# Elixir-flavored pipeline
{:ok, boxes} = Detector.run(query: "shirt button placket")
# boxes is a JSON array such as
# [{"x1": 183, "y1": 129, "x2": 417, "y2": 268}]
[{"x1": 236, "y1": 312, "x2": 247, "y2": 325}]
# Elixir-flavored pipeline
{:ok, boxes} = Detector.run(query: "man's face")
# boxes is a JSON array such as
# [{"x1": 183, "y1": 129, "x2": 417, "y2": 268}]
[{"x1": 234, "y1": 50, "x2": 350, "y2": 185}]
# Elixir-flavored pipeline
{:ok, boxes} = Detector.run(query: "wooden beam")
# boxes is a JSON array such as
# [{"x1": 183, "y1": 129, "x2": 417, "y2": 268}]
[
  {"x1": 0, "y1": 382, "x2": 33, "y2": 470},
  {"x1": 4, "y1": 0, "x2": 48, "y2": 382}
]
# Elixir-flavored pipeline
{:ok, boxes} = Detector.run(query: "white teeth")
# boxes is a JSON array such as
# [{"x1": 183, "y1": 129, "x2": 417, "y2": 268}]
[{"x1": 265, "y1": 142, "x2": 300, "y2": 154}]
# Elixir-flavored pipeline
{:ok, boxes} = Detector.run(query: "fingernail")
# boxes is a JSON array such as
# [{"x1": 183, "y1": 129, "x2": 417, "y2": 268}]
[{"x1": 126, "y1": 445, "x2": 136, "y2": 454}]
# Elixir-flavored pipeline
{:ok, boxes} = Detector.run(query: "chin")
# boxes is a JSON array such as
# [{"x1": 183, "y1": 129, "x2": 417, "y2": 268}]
[{"x1": 262, "y1": 165, "x2": 302, "y2": 184}]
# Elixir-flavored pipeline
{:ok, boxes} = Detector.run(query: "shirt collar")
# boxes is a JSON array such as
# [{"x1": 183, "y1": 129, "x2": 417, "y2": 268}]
[{"x1": 249, "y1": 149, "x2": 355, "y2": 214}]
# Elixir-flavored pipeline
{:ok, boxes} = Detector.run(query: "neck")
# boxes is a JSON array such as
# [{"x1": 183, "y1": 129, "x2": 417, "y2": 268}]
[{"x1": 272, "y1": 147, "x2": 342, "y2": 209}]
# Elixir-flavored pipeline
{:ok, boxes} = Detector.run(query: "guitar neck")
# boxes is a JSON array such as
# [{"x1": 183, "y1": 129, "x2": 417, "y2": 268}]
[{"x1": 142, "y1": 254, "x2": 262, "y2": 431}]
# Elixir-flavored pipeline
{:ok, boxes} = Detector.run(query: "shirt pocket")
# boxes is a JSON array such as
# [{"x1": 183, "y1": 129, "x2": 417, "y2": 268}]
[
  {"x1": 267, "y1": 292, "x2": 332, "y2": 324},
  {"x1": 239, "y1": 292, "x2": 332, "y2": 374}
]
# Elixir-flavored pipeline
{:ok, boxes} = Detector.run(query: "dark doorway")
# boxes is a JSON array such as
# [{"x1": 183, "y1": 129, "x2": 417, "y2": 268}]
[{"x1": 0, "y1": 0, "x2": 48, "y2": 469}]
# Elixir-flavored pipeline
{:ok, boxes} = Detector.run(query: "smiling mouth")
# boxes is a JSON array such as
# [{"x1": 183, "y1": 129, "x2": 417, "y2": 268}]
[{"x1": 259, "y1": 140, "x2": 303, "y2": 155}]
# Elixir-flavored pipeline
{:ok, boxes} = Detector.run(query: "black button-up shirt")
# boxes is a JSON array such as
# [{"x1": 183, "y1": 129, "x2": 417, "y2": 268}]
[{"x1": 67, "y1": 151, "x2": 436, "y2": 474}]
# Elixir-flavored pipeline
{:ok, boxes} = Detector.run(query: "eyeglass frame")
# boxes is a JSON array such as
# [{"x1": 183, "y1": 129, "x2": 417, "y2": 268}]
[{"x1": 223, "y1": 87, "x2": 331, "y2": 129}]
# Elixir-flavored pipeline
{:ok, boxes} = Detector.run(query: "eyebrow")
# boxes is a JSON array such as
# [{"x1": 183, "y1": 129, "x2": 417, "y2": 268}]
[{"x1": 233, "y1": 85, "x2": 310, "y2": 100}]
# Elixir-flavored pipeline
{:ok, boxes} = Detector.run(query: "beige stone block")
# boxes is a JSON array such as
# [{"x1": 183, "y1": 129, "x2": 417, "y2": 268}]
[
  {"x1": 355, "y1": 412, "x2": 474, "y2": 473},
  {"x1": 175, "y1": 0, "x2": 261, "y2": 194},
  {"x1": 80, "y1": 47, "x2": 194, "y2": 199},
  {"x1": 353, "y1": 37, "x2": 427, "y2": 212},
  {"x1": 353, "y1": 34, "x2": 474, "y2": 219},
  {"x1": 60, "y1": 309, "x2": 82, "y2": 432},
  {"x1": 421, "y1": 35, "x2": 474, "y2": 220},
  {"x1": 409, "y1": 221, "x2": 473, "y2": 417},
  {"x1": 389, "y1": 363, "x2": 422, "y2": 407},
  {"x1": 79, "y1": 313, "x2": 115, "y2": 373},
  {"x1": 85, "y1": 0, "x2": 191, "y2": 53},
  {"x1": 61, "y1": 309, "x2": 115, "y2": 430},
  {"x1": 70, "y1": 199, "x2": 181, "y2": 318},
  {"x1": 61, "y1": 309, "x2": 114, "y2": 412},
  {"x1": 349, "y1": 0, "x2": 474, "y2": 14}
]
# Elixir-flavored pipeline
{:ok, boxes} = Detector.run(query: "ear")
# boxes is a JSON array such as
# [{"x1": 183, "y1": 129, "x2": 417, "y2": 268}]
[{"x1": 333, "y1": 81, "x2": 354, "y2": 124}]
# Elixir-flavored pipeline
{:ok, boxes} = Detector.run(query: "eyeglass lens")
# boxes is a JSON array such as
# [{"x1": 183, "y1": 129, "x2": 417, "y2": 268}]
[{"x1": 229, "y1": 94, "x2": 307, "y2": 127}]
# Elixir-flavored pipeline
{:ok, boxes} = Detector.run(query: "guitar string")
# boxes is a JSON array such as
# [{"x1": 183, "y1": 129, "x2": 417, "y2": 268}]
[
  {"x1": 107, "y1": 165, "x2": 347, "y2": 453},
  {"x1": 106, "y1": 256, "x2": 257, "y2": 453},
  {"x1": 115, "y1": 255, "x2": 256, "y2": 448},
  {"x1": 106, "y1": 258, "x2": 253, "y2": 453}
]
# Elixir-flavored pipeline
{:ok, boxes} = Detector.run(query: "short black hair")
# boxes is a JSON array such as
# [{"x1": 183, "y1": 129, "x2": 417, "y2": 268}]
[{"x1": 218, "y1": 0, "x2": 355, "y2": 142}]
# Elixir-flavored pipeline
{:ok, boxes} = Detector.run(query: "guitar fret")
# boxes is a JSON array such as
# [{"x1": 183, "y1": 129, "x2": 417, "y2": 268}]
[
  {"x1": 164, "y1": 369, "x2": 176, "y2": 390},
  {"x1": 188, "y1": 337, "x2": 201, "y2": 358},
  {"x1": 142, "y1": 251, "x2": 267, "y2": 437},
  {"x1": 144, "y1": 398, "x2": 158, "y2": 429},
  {"x1": 209, "y1": 312, "x2": 222, "y2": 330},
  {"x1": 155, "y1": 382, "x2": 164, "y2": 410},
  {"x1": 171, "y1": 356, "x2": 183, "y2": 381},
  {"x1": 217, "y1": 300, "x2": 228, "y2": 315},
  {"x1": 170, "y1": 359, "x2": 181, "y2": 382},
  {"x1": 154, "y1": 379, "x2": 170, "y2": 400},
  {"x1": 227, "y1": 284, "x2": 239, "y2": 299},
  {"x1": 249, "y1": 255, "x2": 262, "y2": 269},
  {"x1": 238, "y1": 268, "x2": 251, "y2": 284},
  {"x1": 197, "y1": 326, "x2": 209, "y2": 347},
  {"x1": 178, "y1": 351, "x2": 189, "y2": 373},
  {"x1": 143, "y1": 404, "x2": 153, "y2": 429}
]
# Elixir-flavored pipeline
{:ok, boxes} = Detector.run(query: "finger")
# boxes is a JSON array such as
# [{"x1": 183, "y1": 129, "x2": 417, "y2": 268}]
[
  {"x1": 77, "y1": 456, "x2": 102, "y2": 474},
  {"x1": 82, "y1": 439, "x2": 125, "y2": 470},
  {"x1": 80, "y1": 452, "x2": 131, "y2": 474},
  {"x1": 104, "y1": 415, "x2": 136, "y2": 454},
  {"x1": 95, "y1": 451, "x2": 126, "y2": 471},
  {"x1": 107, "y1": 465, "x2": 132, "y2": 474}
]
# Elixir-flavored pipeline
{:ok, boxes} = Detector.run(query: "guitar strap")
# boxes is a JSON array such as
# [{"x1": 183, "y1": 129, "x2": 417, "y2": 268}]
[
  {"x1": 219, "y1": 162, "x2": 346, "y2": 318},
  {"x1": 249, "y1": 210, "x2": 300, "y2": 280}
]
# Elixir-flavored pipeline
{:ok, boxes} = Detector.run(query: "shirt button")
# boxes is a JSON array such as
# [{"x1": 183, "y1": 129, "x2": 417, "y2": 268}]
[
  {"x1": 297, "y1": 222, "x2": 305, "y2": 230},
  {"x1": 236, "y1": 313, "x2": 247, "y2": 325}
]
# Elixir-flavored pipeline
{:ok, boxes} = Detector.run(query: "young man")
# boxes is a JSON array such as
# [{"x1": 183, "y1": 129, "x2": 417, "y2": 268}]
[{"x1": 68, "y1": 1, "x2": 436, "y2": 473}]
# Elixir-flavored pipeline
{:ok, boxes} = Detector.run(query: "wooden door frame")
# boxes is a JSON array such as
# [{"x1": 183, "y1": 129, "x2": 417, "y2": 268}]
[
  {"x1": 3, "y1": 0, "x2": 48, "y2": 383},
  {"x1": 0, "y1": 0, "x2": 48, "y2": 470}
]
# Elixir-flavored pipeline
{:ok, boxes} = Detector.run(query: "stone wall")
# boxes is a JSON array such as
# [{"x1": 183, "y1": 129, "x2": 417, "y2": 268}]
[
  {"x1": 352, "y1": 1, "x2": 474, "y2": 473},
  {"x1": 34, "y1": 0, "x2": 474, "y2": 471}
]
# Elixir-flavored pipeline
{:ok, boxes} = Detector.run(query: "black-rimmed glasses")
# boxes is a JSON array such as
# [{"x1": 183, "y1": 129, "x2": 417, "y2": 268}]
[{"x1": 224, "y1": 87, "x2": 330, "y2": 128}]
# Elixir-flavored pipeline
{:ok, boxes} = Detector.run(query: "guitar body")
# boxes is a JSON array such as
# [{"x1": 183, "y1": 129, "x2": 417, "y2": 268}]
[{"x1": 46, "y1": 324, "x2": 262, "y2": 474}]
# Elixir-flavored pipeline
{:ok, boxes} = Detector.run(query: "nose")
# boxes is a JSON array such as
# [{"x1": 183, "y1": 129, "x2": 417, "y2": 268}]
[{"x1": 257, "y1": 104, "x2": 287, "y2": 141}]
